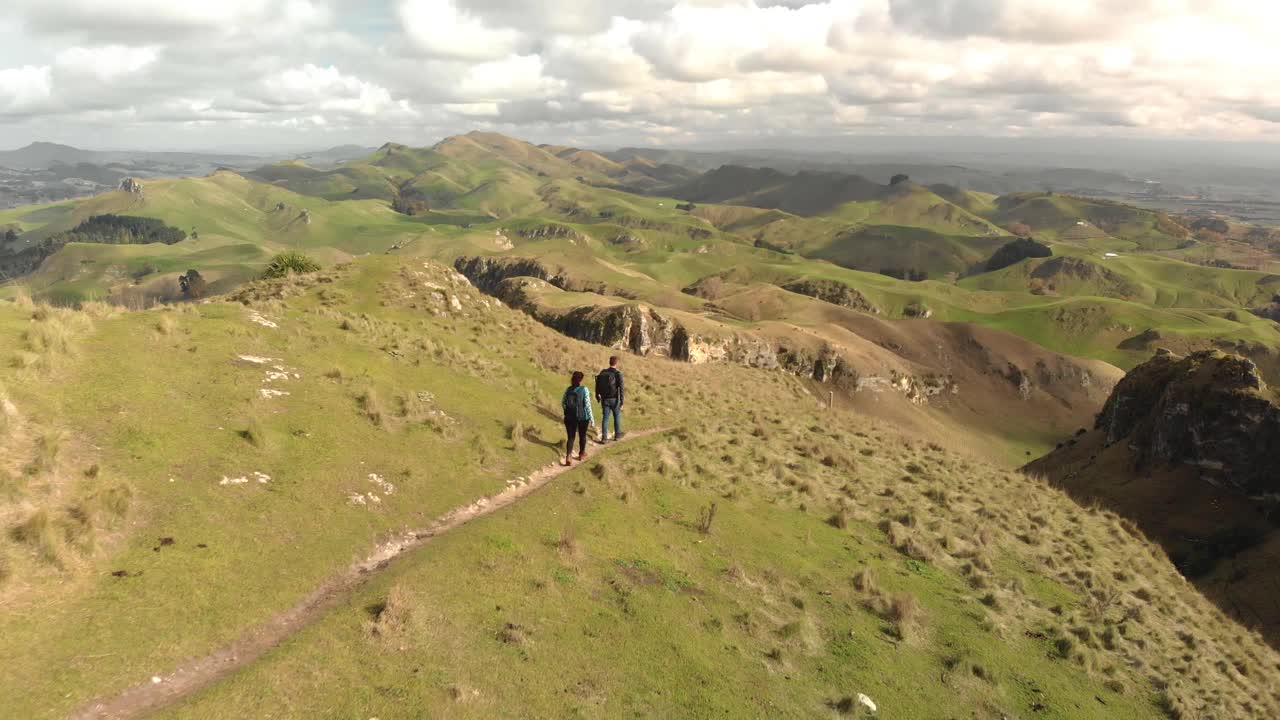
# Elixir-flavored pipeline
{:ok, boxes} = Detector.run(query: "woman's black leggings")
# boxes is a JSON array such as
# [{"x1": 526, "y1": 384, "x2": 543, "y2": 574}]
[{"x1": 565, "y1": 419, "x2": 588, "y2": 455}]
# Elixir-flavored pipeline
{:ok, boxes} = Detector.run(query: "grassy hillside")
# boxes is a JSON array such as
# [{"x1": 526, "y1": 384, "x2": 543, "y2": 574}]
[
  {"x1": 989, "y1": 193, "x2": 1189, "y2": 250},
  {"x1": 1, "y1": 259, "x2": 1276, "y2": 719},
  {"x1": 2, "y1": 131, "x2": 1278, "y2": 389}
]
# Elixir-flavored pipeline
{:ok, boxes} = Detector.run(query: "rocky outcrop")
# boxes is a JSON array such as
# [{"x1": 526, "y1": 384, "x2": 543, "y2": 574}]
[
  {"x1": 119, "y1": 178, "x2": 143, "y2": 195},
  {"x1": 858, "y1": 372, "x2": 958, "y2": 405},
  {"x1": 460, "y1": 262, "x2": 961, "y2": 405},
  {"x1": 517, "y1": 224, "x2": 582, "y2": 241},
  {"x1": 1096, "y1": 350, "x2": 1280, "y2": 496},
  {"x1": 553, "y1": 303, "x2": 681, "y2": 356},
  {"x1": 456, "y1": 256, "x2": 564, "y2": 294},
  {"x1": 472, "y1": 275, "x2": 941, "y2": 399},
  {"x1": 1250, "y1": 301, "x2": 1280, "y2": 323},
  {"x1": 608, "y1": 234, "x2": 646, "y2": 251},
  {"x1": 453, "y1": 256, "x2": 635, "y2": 300},
  {"x1": 903, "y1": 302, "x2": 932, "y2": 319},
  {"x1": 781, "y1": 279, "x2": 879, "y2": 314}
]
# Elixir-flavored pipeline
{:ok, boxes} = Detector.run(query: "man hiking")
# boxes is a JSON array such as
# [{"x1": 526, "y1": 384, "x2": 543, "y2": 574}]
[
  {"x1": 562, "y1": 370, "x2": 594, "y2": 466},
  {"x1": 595, "y1": 356, "x2": 624, "y2": 443}
]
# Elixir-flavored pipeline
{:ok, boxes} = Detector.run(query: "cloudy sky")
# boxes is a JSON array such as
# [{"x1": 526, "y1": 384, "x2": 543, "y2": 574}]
[{"x1": 0, "y1": 0, "x2": 1278, "y2": 151}]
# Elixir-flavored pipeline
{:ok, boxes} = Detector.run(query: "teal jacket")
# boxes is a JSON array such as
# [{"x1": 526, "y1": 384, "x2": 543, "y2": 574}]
[{"x1": 562, "y1": 384, "x2": 594, "y2": 425}]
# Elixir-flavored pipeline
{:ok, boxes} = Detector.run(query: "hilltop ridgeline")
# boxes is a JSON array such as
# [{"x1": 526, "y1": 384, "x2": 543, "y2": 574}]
[{"x1": 1096, "y1": 349, "x2": 1280, "y2": 496}]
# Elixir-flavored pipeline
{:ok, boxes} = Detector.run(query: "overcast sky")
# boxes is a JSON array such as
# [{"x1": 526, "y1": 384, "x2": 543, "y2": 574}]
[{"x1": 0, "y1": 0, "x2": 1278, "y2": 152}]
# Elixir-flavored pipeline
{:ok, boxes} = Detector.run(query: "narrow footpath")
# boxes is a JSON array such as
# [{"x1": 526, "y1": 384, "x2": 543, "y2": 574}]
[{"x1": 71, "y1": 428, "x2": 669, "y2": 720}]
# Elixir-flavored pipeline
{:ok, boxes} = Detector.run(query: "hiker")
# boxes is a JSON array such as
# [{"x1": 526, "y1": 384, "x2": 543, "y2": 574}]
[
  {"x1": 595, "y1": 355, "x2": 625, "y2": 442},
  {"x1": 562, "y1": 370, "x2": 594, "y2": 465}
]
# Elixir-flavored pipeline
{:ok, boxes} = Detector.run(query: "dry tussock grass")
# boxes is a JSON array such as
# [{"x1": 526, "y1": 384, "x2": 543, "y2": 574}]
[
  {"x1": 648, "y1": 370, "x2": 1280, "y2": 718},
  {"x1": 0, "y1": 382, "x2": 126, "y2": 591},
  {"x1": 365, "y1": 585, "x2": 414, "y2": 646},
  {"x1": 8, "y1": 303, "x2": 98, "y2": 371}
]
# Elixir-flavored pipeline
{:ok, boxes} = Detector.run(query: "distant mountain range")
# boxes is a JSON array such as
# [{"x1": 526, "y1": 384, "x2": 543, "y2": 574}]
[
  {"x1": 0, "y1": 141, "x2": 271, "y2": 171},
  {"x1": 607, "y1": 144, "x2": 1280, "y2": 223}
]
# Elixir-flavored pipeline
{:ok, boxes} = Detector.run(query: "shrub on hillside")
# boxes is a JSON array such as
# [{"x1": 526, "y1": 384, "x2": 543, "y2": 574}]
[
  {"x1": 263, "y1": 251, "x2": 321, "y2": 279},
  {"x1": 179, "y1": 269, "x2": 208, "y2": 298},
  {"x1": 392, "y1": 196, "x2": 429, "y2": 216}
]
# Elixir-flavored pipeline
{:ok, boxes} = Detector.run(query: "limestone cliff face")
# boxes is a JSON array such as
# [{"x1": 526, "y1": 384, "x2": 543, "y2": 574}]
[
  {"x1": 455, "y1": 256, "x2": 564, "y2": 294},
  {"x1": 1096, "y1": 350, "x2": 1280, "y2": 497},
  {"x1": 467, "y1": 273, "x2": 949, "y2": 404},
  {"x1": 516, "y1": 224, "x2": 583, "y2": 240},
  {"x1": 454, "y1": 256, "x2": 635, "y2": 300}
]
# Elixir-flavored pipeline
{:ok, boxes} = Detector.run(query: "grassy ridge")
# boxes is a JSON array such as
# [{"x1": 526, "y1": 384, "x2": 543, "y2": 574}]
[
  {"x1": 1, "y1": 132, "x2": 1277, "y2": 376},
  {"x1": 0, "y1": 259, "x2": 1275, "y2": 718}
]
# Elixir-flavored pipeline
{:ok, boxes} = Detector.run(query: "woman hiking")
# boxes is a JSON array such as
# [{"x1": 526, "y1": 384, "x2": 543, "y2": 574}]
[{"x1": 561, "y1": 370, "x2": 595, "y2": 466}]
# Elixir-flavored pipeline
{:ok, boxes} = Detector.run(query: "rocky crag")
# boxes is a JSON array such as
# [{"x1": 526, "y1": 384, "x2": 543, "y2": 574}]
[
  {"x1": 780, "y1": 278, "x2": 880, "y2": 314},
  {"x1": 455, "y1": 263, "x2": 957, "y2": 404},
  {"x1": 1027, "y1": 349, "x2": 1280, "y2": 644},
  {"x1": 1096, "y1": 350, "x2": 1280, "y2": 495}
]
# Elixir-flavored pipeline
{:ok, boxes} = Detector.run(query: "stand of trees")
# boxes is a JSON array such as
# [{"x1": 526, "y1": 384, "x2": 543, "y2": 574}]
[
  {"x1": 0, "y1": 214, "x2": 187, "y2": 281},
  {"x1": 55, "y1": 214, "x2": 187, "y2": 245},
  {"x1": 984, "y1": 237, "x2": 1052, "y2": 272},
  {"x1": 392, "y1": 197, "x2": 429, "y2": 216}
]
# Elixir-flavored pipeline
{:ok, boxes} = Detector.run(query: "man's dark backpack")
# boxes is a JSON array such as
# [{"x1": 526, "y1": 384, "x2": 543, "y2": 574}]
[{"x1": 596, "y1": 369, "x2": 619, "y2": 399}]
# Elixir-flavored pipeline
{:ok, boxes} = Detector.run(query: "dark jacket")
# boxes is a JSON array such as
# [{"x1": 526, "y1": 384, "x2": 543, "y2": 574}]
[{"x1": 595, "y1": 367, "x2": 624, "y2": 404}]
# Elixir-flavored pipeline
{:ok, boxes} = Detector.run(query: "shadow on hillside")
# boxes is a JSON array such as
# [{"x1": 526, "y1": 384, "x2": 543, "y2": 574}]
[{"x1": 522, "y1": 426, "x2": 561, "y2": 451}]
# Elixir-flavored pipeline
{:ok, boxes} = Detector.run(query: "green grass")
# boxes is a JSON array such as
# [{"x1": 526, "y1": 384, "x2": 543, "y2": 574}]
[
  {"x1": 3, "y1": 130, "x2": 1278, "y2": 385},
  {"x1": 988, "y1": 193, "x2": 1186, "y2": 250},
  {"x1": 164, "y1": 455, "x2": 1154, "y2": 720},
  {"x1": 0, "y1": 256, "x2": 1274, "y2": 719}
]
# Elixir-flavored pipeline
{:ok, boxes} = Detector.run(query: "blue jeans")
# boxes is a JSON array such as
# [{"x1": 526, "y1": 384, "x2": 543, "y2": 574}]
[{"x1": 601, "y1": 398, "x2": 622, "y2": 440}]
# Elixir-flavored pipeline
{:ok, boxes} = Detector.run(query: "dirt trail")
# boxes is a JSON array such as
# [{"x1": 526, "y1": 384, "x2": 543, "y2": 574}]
[{"x1": 71, "y1": 428, "x2": 668, "y2": 720}]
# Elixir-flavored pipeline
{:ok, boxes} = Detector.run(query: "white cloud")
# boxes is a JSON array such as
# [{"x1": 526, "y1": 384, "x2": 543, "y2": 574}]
[
  {"x1": 15, "y1": 0, "x2": 330, "y2": 40},
  {"x1": 398, "y1": 0, "x2": 525, "y2": 60},
  {"x1": 445, "y1": 102, "x2": 501, "y2": 117},
  {"x1": 1, "y1": 0, "x2": 1279, "y2": 146},
  {"x1": 55, "y1": 45, "x2": 159, "y2": 81},
  {"x1": 453, "y1": 55, "x2": 565, "y2": 101},
  {"x1": 0, "y1": 65, "x2": 53, "y2": 114}
]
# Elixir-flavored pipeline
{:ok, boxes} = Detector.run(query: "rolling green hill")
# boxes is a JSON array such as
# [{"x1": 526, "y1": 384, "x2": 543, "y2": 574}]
[
  {"x1": 988, "y1": 193, "x2": 1190, "y2": 250},
  {"x1": 0, "y1": 131, "x2": 1277, "y2": 387},
  {"x1": 3, "y1": 131, "x2": 1280, "y2": 718},
  {"x1": 0, "y1": 260, "x2": 1276, "y2": 719}
]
